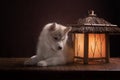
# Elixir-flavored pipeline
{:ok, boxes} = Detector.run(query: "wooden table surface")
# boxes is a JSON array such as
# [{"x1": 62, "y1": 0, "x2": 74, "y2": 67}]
[
  {"x1": 0, "y1": 58, "x2": 119, "y2": 80},
  {"x1": 0, "y1": 58, "x2": 120, "y2": 71}
]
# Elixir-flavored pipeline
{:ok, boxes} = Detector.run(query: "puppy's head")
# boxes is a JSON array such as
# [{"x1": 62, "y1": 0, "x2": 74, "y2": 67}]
[{"x1": 48, "y1": 23, "x2": 71, "y2": 51}]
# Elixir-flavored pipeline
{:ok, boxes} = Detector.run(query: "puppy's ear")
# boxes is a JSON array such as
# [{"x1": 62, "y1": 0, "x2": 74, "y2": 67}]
[
  {"x1": 64, "y1": 27, "x2": 72, "y2": 34},
  {"x1": 49, "y1": 23, "x2": 56, "y2": 31}
]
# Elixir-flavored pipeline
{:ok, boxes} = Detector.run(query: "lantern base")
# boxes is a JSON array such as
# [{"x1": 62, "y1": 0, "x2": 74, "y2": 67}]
[{"x1": 74, "y1": 57, "x2": 108, "y2": 64}]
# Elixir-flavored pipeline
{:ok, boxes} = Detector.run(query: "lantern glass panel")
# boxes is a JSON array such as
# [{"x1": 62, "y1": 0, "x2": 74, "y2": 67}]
[
  {"x1": 89, "y1": 34, "x2": 106, "y2": 58},
  {"x1": 74, "y1": 33, "x2": 106, "y2": 58},
  {"x1": 74, "y1": 34, "x2": 84, "y2": 58}
]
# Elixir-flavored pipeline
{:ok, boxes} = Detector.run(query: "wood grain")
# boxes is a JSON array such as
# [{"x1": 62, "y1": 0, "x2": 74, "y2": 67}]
[{"x1": 0, "y1": 58, "x2": 120, "y2": 71}]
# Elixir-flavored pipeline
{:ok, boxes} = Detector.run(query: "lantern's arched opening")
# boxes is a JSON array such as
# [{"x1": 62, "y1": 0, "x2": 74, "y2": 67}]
[{"x1": 73, "y1": 33, "x2": 107, "y2": 64}]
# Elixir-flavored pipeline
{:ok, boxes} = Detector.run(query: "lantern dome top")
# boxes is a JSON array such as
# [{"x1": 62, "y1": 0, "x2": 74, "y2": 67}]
[{"x1": 70, "y1": 10, "x2": 120, "y2": 34}]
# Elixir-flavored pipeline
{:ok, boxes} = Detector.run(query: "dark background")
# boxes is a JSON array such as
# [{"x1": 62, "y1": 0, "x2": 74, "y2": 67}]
[{"x1": 1, "y1": 0, "x2": 120, "y2": 57}]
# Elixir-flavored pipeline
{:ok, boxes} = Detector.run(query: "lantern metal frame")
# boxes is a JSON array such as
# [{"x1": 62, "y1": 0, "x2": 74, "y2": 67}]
[{"x1": 72, "y1": 31, "x2": 110, "y2": 64}]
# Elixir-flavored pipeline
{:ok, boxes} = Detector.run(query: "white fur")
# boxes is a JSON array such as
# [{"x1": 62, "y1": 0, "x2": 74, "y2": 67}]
[{"x1": 24, "y1": 23, "x2": 74, "y2": 66}]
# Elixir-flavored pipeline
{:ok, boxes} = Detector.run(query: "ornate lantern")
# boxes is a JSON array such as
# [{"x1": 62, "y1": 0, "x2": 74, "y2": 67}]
[{"x1": 70, "y1": 10, "x2": 120, "y2": 64}]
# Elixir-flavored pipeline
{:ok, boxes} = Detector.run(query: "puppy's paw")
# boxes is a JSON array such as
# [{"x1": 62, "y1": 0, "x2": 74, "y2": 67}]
[
  {"x1": 24, "y1": 59, "x2": 35, "y2": 66},
  {"x1": 37, "y1": 61, "x2": 47, "y2": 67},
  {"x1": 24, "y1": 60, "x2": 31, "y2": 65}
]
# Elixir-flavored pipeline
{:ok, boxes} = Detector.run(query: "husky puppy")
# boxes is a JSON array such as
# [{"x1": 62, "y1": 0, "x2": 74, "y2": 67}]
[{"x1": 24, "y1": 23, "x2": 73, "y2": 66}]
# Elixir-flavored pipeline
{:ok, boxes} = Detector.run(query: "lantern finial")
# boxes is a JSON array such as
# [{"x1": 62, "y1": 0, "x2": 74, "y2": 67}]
[{"x1": 88, "y1": 10, "x2": 96, "y2": 16}]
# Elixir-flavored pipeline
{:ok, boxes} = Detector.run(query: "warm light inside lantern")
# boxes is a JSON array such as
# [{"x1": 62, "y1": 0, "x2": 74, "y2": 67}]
[
  {"x1": 74, "y1": 33, "x2": 106, "y2": 58},
  {"x1": 74, "y1": 34, "x2": 84, "y2": 57}
]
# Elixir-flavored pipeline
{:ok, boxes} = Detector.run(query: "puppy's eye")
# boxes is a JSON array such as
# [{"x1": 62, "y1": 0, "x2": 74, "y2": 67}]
[{"x1": 53, "y1": 37, "x2": 58, "y2": 40}]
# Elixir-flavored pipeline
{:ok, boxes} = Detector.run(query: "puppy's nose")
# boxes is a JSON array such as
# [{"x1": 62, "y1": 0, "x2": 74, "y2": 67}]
[{"x1": 58, "y1": 46, "x2": 62, "y2": 50}]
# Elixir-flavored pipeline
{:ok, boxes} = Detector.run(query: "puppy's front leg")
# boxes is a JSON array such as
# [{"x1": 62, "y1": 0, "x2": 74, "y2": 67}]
[
  {"x1": 24, "y1": 55, "x2": 39, "y2": 65},
  {"x1": 37, "y1": 57, "x2": 65, "y2": 66}
]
